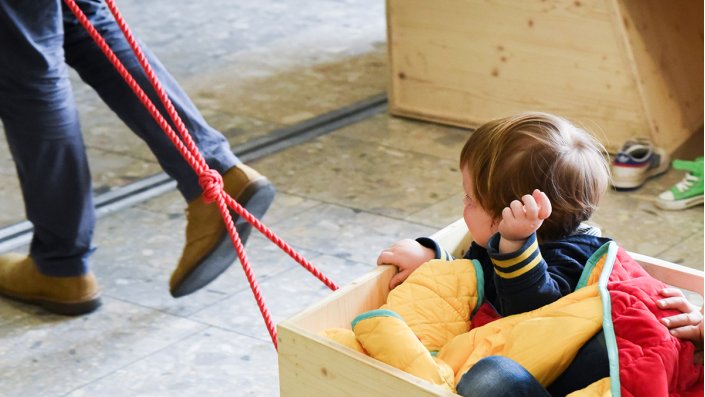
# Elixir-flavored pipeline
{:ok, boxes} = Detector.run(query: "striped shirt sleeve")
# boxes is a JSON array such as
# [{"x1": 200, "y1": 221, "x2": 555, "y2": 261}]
[{"x1": 486, "y1": 233, "x2": 542, "y2": 279}]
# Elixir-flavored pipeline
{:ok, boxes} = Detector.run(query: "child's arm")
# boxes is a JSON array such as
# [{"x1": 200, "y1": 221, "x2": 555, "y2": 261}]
[
  {"x1": 486, "y1": 232, "x2": 575, "y2": 315},
  {"x1": 487, "y1": 189, "x2": 580, "y2": 315},
  {"x1": 377, "y1": 239, "x2": 435, "y2": 289},
  {"x1": 497, "y1": 189, "x2": 552, "y2": 253}
]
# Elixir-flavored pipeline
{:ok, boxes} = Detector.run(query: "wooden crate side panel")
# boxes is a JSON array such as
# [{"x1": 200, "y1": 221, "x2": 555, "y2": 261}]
[
  {"x1": 278, "y1": 325, "x2": 455, "y2": 397},
  {"x1": 612, "y1": 0, "x2": 704, "y2": 154},
  {"x1": 630, "y1": 251, "x2": 704, "y2": 296},
  {"x1": 279, "y1": 265, "x2": 454, "y2": 397},
  {"x1": 284, "y1": 265, "x2": 395, "y2": 332},
  {"x1": 387, "y1": 0, "x2": 649, "y2": 152}
]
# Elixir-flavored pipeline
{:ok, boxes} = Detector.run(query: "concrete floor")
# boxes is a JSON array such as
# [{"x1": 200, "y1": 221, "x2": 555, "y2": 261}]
[{"x1": 0, "y1": 1, "x2": 702, "y2": 396}]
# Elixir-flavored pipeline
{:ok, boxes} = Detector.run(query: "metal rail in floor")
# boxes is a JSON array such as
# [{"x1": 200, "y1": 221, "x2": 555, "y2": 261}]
[{"x1": 0, "y1": 93, "x2": 388, "y2": 252}]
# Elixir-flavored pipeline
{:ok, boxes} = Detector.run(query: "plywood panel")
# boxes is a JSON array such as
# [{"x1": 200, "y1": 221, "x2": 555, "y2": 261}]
[
  {"x1": 279, "y1": 323, "x2": 456, "y2": 397},
  {"x1": 387, "y1": 0, "x2": 703, "y2": 153},
  {"x1": 613, "y1": 0, "x2": 704, "y2": 153}
]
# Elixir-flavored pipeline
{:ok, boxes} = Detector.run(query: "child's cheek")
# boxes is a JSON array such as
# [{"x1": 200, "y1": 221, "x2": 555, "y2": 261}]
[{"x1": 463, "y1": 207, "x2": 473, "y2": 230}]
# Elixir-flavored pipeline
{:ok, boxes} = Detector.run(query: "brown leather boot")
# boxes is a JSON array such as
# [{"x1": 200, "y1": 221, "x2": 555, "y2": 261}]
[
  {"x1": 0, "y1": 253, "x2": 101, "y2": 315},
  {"x1": 169, "y1": 163, "x2": 275, "y2": 297}
]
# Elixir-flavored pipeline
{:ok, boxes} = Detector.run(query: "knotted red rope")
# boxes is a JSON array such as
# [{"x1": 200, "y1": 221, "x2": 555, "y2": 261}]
[
  {"x1": 198, "y1": 170, "x2": 224, "y2": 204},
  {"x1": 63, "y1": 0, "x2": 339, "y2": 350}
]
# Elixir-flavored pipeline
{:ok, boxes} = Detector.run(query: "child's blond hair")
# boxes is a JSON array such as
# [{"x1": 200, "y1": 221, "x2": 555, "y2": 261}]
[{"x1": 459, "y1": 112, "x2": 610, "y2": 241}]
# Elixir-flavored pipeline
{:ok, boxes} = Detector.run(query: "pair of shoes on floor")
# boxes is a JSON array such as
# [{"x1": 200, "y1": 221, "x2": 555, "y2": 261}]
[
  {"x1": 0, "y1": 163, "x2": 275, "y2": 315},
  {"x1": 656, "y1": 157, "x2": 704, "y2": 210},
  {"x1": 610, "y1": 138, "x2": 670, "y2": 190}
]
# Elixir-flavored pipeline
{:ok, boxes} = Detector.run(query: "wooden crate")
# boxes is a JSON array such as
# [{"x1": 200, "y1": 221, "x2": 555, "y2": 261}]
[
  {"x1": 386, "y1": 0, "x2": 704, "y2": 154},
  {"x1": 278, "y1": 219, "x2": 704, "y2": 396}
]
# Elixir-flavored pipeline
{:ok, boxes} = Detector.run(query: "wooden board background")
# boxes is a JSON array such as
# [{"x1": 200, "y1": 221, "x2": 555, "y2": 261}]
[{"x1": 387, "y1": 0, "x2": 703, "y2": 154}]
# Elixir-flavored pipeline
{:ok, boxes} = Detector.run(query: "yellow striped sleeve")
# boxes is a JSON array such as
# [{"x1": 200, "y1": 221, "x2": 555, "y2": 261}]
[
  {"x1": 492, "y1": 239, "x2": 539, "y2": 268},
  {"x1": 494, "y1": 254, "x2": 542, "y2": 279}
]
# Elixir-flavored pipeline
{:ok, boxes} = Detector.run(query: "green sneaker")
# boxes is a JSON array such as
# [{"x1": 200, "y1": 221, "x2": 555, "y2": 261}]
[{"x1": 656, "y1": 157, "x2": 704, "y2": 210}]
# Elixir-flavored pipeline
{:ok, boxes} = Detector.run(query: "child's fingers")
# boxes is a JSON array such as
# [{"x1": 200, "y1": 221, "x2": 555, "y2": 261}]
[
  {"x1": 389, "y1": 268, "x2": 412, "y2": 290},
  {"x1": 660, "y1": 287, "x2": 686, "y2": 299},
  {"x1": 501, "y1": 207, "x2": 514, "y2": 224},
  {"x1": 533, "y1": 189, "x2": 552, "y2": 219},
  {"x1": 377, "y1": 250, "x2": 397, "y2": 266},
  {"x1": 522, "y1": 194, "x2": 538, "y2": 219},
  {"x1": 509, "y1": 200, "x2": 524, "y2": 218},
  {"x1": 658, "y1": 296, "x2": 695, "y2": 313}
]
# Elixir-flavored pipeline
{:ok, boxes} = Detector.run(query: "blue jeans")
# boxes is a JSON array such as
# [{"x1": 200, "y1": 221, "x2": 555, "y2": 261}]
[
  {"x1": 457, "y1": 331, "x2": 609, "y2": 397},
  {"x1": 456, "y1": 356, "x2": 551, "y2": 397},
  {"x1": 0, "y1": 0, "x2": 238, "y2": 276}
]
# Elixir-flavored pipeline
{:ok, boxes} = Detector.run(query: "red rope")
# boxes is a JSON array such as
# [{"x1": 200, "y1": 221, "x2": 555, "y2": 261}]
[{"x1": 62, "y1": 0, "x2": 339, "y2": 349}]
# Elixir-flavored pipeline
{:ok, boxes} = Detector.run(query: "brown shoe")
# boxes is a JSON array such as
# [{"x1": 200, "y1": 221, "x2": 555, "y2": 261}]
[
  {"x1": 0, "y1": 253, "x2": 101, "y2": 315},
  {"x1": 169, "y1": 164, "x2": 275, "y2": 297}
]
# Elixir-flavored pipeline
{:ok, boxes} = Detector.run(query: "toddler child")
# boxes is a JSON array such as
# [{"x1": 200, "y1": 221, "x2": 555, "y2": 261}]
[{"x1": 377, "y1": 112, "x2": 612, "y2": 395}]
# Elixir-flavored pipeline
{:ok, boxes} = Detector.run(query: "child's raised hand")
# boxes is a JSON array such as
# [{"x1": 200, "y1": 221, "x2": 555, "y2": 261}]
[
  {"x1": 498, "y1": 189, "x2": 552, "y2": 252},
  {"x1": 377, "y1": 239, "x2": 435, "y2": 290}
]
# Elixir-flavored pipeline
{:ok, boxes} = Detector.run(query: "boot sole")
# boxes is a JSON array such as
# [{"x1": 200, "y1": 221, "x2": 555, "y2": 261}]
[
  {"x1": 0, "y1": 289, "x2": 101, "y2": 316},
  {"x1": 170, "y1": 177, "x2": 276, "y2": 297}
]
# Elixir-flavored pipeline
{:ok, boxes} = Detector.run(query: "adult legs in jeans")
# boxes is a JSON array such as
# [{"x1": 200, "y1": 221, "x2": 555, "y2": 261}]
[
  {"x1": 0, "y1": 0, "x2": 103, "y2": 314},
  {"x1": 456, "y1": 356, "x2": 552, "y2": 397},
  {"x1": 0, "y1": 0, "x2": 271, "y2": 312},
  {"x1": 0, "y1": 0, "x2": 239, "y2": 276},
  {"x1": 61, "y1": 0, "x2": 274, "y2": 298}
]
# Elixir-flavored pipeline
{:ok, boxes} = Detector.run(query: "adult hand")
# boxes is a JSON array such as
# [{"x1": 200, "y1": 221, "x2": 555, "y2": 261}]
[
  {"x1": 377, "y1": 239, "x2": 434, "y2": 290},
  {"x1": 658, "y1": 287, "x2": 703, "y2": 365}
]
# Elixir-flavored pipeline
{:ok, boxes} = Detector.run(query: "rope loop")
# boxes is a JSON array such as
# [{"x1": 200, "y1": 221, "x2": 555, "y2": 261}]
[{"x1": 198, "y1": 169, "x2": 224, "y2": 203}]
